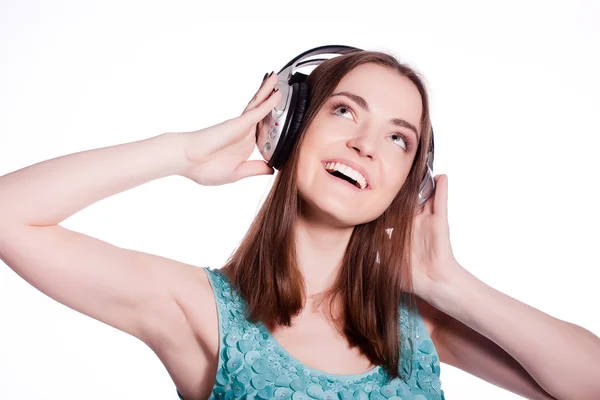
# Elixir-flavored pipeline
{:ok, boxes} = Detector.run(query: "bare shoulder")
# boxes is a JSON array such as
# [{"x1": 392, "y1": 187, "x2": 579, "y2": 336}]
[
  {"x1": 171, "y1": 266, "x2": 220, "y2": 348},
  {"x1": 145, "y1": 263, "x2": 220, "y2": 400}
]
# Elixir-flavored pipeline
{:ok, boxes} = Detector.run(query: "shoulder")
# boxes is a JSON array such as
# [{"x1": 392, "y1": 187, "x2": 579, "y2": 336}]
[
  {"x1": 177, "y1": 266, "x2": 219, "y2": 332},
  {"x1": 156, "y1": 265, "x2": 220, "y2": 352},
  {"x1": 156, "y1": 265, "x2": 221, "y2": 400}
]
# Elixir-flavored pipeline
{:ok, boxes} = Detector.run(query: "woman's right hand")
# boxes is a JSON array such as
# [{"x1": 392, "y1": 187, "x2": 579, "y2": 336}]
[{"x1": 176, "y1": 72, "x2": 283, "y2": 186}]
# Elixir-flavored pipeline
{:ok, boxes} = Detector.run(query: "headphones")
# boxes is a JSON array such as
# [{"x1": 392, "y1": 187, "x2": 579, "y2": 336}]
[{"x1": 255, "y1": 44, "x2": 435, "y2": 209}]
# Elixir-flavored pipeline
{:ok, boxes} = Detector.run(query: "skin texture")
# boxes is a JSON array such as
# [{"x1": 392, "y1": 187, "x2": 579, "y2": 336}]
[{"x1": 293, "y1": 63, "x2": 423, "y2": 295}]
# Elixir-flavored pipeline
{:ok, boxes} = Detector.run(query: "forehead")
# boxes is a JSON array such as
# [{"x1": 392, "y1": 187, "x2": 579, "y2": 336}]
[{"x1": 331, "y1": 63, "x2": 423, "y2": 129}]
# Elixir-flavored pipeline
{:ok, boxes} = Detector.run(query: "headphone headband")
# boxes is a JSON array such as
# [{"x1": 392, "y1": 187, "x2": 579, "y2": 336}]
[{"x1": 277, "y1": 45, "x2": 362, "y2": 83}]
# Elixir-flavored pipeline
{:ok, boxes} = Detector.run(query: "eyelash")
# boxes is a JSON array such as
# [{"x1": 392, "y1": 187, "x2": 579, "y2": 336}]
[{"x1": 330, "y1": 100, "x2": 413, "y2": 152}]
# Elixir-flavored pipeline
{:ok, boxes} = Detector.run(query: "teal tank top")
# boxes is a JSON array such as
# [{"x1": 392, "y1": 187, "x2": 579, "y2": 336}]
[{"x1": 176, "y1": 266, "x2": 445, "y2": 399}]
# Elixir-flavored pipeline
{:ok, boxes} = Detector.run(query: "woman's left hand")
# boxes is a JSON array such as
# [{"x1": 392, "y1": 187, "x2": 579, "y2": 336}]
[{"x1": 410, "y1": 174, "x2": 465, "y2": 302}]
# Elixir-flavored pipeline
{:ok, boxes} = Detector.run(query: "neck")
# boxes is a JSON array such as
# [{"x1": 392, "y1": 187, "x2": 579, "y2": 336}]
[{"x1": 293, "y1": 209, "x2": 354, "y2": 298}]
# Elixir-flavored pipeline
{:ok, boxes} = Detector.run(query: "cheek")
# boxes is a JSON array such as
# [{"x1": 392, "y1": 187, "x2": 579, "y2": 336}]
[
  {"x1": 296, "y1": 149, "x2": 318, "y2": 197},
  {"x1": 378, "y1": 170, "x2": 410, "y2": 205},
  {"x1": 296, "y1": 144, "x2": 314, "y2": 179},
  {"x1": 296, "y1": 164, "x2": 311, "y2": 194},
  {"x1": 392, "y1": 169, "x2": 410, "y2": 191}
]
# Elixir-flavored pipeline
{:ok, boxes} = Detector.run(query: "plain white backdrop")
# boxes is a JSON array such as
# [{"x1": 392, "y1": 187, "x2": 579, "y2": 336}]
[{"x1": 1, "y1": 1, "x2": 598, "y2": 399}]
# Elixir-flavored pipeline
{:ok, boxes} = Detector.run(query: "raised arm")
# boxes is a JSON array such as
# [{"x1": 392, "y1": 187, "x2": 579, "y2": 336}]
[
  {"x1": 0, "y1": 73, "x2": 281, "y2": 355},
  {"x1": 0, "y1": 132, "x2": 187, "y2": 227},
  {"x1": 0, "y1": 132, "x2": 196, "y2": 345}
]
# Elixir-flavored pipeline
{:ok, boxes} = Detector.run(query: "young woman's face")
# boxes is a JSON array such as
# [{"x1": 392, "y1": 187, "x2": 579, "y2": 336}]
[{"x1": 297, "y1": 63, "x2": 423, "y2": 227}]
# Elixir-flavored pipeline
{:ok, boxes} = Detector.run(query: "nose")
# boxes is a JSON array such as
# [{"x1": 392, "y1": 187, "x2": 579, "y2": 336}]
[{"x1": 346, "y1": 131, "x2": 376, "y2": 160}]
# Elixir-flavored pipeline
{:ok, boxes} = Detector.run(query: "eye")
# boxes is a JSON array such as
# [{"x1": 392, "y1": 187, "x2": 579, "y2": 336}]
[
  {"x1": 331, "y1": 101, "x2": 355, "y2": 120},
  {"x1": 389, "y1": 133, "x2": 410, "y2": 151},
  {"x1": 330, "y1": 100, "x2": 413, "y2": 152}
]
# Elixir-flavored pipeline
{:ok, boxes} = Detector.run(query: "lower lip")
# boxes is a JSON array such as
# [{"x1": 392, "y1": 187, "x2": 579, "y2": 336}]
[{"x1": 322, "y1": 166, "x2": 369, "y2": 192}]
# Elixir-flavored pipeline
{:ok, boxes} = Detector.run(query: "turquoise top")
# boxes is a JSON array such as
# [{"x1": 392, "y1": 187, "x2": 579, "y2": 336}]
[{"x1": 176, "y1": 266, "x2": 445, "y2": 399}]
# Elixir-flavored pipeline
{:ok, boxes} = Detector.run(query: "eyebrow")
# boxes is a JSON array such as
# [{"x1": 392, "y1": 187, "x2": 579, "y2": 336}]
[{"x1": 329, "y1": 91, "x2": 420, "y2": 140}]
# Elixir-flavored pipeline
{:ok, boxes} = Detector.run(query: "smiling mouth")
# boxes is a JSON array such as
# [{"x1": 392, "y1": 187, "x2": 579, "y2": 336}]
[
  {"x1": 322, "y1": 163, "x2": 371, "y2": 190},
  {"x1": 326, "y1": 168, "x2": 362, "y2": 188}
]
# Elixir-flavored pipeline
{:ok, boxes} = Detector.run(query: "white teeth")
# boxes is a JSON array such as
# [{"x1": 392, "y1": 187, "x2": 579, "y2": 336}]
[{"x1": 324, "y1": 162, "x2": 368, "y2": 189}]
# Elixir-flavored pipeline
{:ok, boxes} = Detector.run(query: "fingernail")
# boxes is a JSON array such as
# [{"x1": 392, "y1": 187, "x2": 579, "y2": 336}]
[
  {"x1": 268, "y1": 71, "x2": 274, "y2": 78},
  {"x1": 262, "y1": 72, "x2": 268, "y2": 83}
]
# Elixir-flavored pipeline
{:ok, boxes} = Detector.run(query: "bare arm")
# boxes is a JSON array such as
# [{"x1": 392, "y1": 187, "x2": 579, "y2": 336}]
[
  {"x1": 0, "y1": 75, "x2": 280, "y2": 368},
  {"x1": 0, "y1": 132, "x2": 201, "y2": 346},
  {"x1": 0, "y1": 132, "x2": 188, "y2": 227},
  {"x1": 0, "y1": 71, "x2": 281, "y2": 226}
]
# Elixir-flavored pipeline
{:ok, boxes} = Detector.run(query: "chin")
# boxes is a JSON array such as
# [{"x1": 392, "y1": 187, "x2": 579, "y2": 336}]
[{"x1": 297, "y1": 187, "x2": 378, "y2": 228}]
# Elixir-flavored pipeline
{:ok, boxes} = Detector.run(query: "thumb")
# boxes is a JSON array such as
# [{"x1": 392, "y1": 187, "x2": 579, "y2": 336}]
[{"x1": 233, "y1": 160, "x2": 275, "y2": 181}]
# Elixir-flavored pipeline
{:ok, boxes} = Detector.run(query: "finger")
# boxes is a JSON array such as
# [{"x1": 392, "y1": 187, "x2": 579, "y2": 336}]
[
  {"x1": 233, "y1": 160, "x2": 274, "y2": 181},
  {"x1": 246, "y1": 72, "x2": 270, "y2": 106},
  {"x1": 241, "y1": 88, "x2": 282, "y2": 126},
  {"x1": 433, "y1": 175, "x2": 448, "y2": 219},
  {"x1": 421, "y1": 183, "x2": 435, "y2": 215},
  {"x1": 221, "y1": 88, "x2": 281, "y2": 140},
  {"x1": 244, "y1": 72, "x2": 278, "y2": 112}
]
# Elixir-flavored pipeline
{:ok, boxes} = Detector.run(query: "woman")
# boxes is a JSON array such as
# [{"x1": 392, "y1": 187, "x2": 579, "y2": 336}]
[{"x1": 0, "y1": 47, "x2": 598, "y2": 400}]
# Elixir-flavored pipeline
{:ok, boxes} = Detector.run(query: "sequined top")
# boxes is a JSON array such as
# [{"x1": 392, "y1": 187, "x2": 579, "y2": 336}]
[{"x1": 176, "y1": 266, "x2": 445, "y2": 399}]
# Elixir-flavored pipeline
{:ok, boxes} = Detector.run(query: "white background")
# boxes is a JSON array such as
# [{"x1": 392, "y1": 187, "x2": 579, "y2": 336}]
[{"x1": 1, "y1": 1, "x2": 599, "y2": 399}]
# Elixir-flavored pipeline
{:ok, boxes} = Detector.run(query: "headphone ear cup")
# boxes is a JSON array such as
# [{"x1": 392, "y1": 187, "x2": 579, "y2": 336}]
[{"x1": 271, "y1": 82, "x2": 309, "y2": 170}]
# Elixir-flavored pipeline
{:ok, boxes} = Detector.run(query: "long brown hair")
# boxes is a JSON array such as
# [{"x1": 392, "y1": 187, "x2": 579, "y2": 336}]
[{"x1": 222, "y1": 49, "x2": 433, "y2": 381}]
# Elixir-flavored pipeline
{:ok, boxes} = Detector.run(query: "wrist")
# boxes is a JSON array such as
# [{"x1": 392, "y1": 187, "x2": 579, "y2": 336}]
[
  {"x1": 430, "y1": 264, "x2": 477, "y2": 317},
  {"x1": 160, "y1": 131, "x2": 193, "y2": 176}
]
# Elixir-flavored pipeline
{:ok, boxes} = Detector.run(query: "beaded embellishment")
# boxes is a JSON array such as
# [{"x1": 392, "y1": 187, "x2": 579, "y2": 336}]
[{"x1": 178, "y1": 266, "x2": 445, "y2": 400}]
